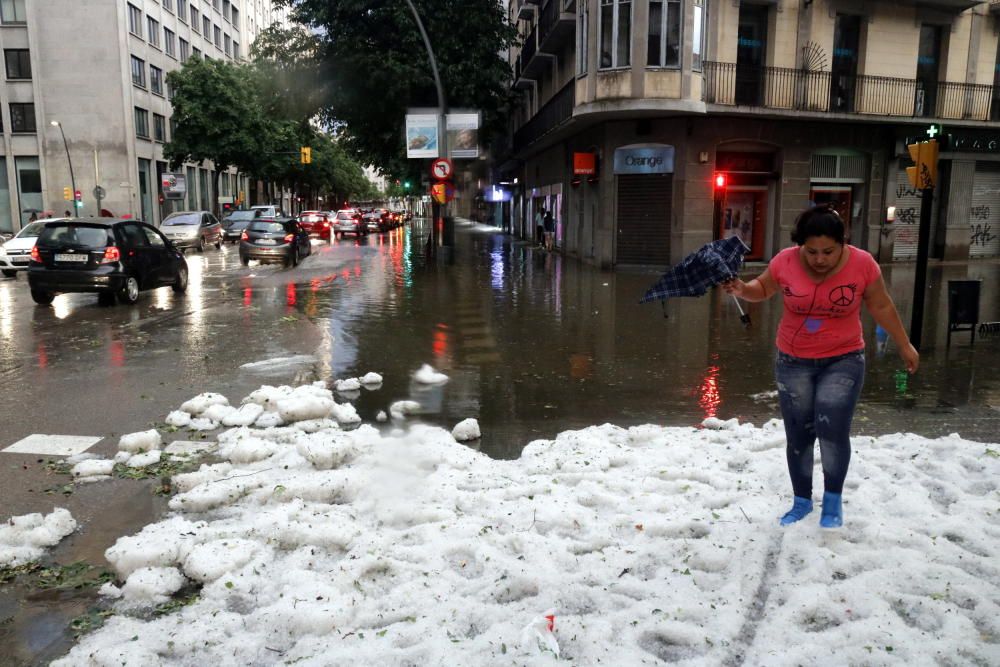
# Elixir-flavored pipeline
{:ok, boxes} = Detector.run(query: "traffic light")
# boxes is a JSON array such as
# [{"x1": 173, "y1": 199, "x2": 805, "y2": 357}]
[
  {"x1": 906, "y1": 140, "x2": 938, "y2": 190},
  {"x1": 403, "y1": 181, "x2": 411, "y2": 190},
  {"x1": 74, "y1": 189, "x2": 81, "y2": 201},
  {"x1": 300, "y1": 146, "x2": 312, "y2": 164},
  {"x1": 63, "y1": 187, "x2": 72, "y2": 200},
  {"x1": 713, "y1": 173, "x2": 727, "y2": 189}
]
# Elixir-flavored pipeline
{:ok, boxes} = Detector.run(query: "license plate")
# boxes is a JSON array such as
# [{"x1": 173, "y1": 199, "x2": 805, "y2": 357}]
[
  {"x1": 55, "y1": 253, "x2": 90, "y2": 262},
  {"x1": 257, "y1": 239, "x2": 277, "y2": 245}
]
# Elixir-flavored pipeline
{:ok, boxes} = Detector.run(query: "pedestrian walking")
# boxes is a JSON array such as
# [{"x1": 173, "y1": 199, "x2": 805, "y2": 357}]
[
  {"x1": 543, "y1": 209, "x2": 555, "y2": 250},
  {"x1": 722, "y1": 204, "x2": 918, "y2": 528},
  {"x1": 535, "y1": 207, "x2": 545, "y2": 246}
]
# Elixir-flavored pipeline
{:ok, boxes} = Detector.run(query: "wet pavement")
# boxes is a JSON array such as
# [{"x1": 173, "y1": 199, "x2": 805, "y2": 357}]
[{"x1": 1, "y1": 217, "x2": 999, "y2": 664}]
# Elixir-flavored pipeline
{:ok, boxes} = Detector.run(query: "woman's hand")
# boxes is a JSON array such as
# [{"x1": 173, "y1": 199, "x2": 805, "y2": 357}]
[
  {"x1": 899, "y1": 342, "x2": 919, "y2": 373},
  {"x1": 721, "y1": 278, "x2": 747, "y2": 298}
]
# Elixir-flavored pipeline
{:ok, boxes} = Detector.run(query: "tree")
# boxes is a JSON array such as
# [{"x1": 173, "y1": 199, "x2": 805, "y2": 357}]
[
  {"x1": 165, "y1": 58, "x2": 269, "y2": 213},
  {"x1": 265, "y1": 1, "x2": 518, "y2": 180}
]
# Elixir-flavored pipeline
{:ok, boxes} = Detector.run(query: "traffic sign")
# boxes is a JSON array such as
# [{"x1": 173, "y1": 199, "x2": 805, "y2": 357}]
[
  {"x1": 430, "y1": 181, "x2": 455, "y2": 204},
  {"x1": 93, "y1": 186, "x2": 106, "y2": 199},
  {"x1": 430, "y1": 157, "x2": 453, "y2": 181}
]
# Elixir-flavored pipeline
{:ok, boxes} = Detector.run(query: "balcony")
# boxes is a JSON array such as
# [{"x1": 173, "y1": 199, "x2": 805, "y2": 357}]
[
  {"x1": 537, "y1": 0, "x2": 575, "y2": 54},
  {"x1": 514, "y1": 80, "x2": 575, "y2": 151},
  {"x1": 703, "y1": 61, "x2": 1000, "y2": 123}
]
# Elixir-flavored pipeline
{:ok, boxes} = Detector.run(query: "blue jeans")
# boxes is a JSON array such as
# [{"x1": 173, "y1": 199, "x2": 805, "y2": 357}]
[{"x1": 774, "y1": 350, "x2": 865, "y2": 497}]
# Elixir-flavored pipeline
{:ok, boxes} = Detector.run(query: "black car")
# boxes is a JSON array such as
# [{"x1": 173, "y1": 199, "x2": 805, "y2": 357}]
[
  {"x1": 239, "y1": 218, "x2": 312, "y2": 267},
  {"x1": 28, "y1": 218, "x2": 188, "y2": 306},
  {"x1": 221, "y1": 210, "x2": 259, "y2": 243}
]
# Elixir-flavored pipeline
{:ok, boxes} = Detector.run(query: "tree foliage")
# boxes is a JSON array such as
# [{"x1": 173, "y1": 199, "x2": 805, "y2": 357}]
[{"x1": 266, "y1": 0, "x2": 518, "y2": 180}]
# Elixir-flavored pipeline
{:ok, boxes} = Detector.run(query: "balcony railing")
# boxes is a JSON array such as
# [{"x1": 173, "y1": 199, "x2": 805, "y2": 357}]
[
  {"x1": 537, "y1": 0, "x2": 575, "y2": 53},
  {"x1": 703, "y1": 61, "x2": 1000, "y2": 122},
  {"x1": 514, "y1": 80, "x2": 575, "y2": 151}
]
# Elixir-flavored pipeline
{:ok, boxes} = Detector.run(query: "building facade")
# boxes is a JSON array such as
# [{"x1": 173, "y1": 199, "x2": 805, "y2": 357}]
[
  {"x1": 0, "y1": 0, "x2": 290, "y2": 234},
  {"x1": 499, "y1": 0, "x2": 1000, "y2": 267}
]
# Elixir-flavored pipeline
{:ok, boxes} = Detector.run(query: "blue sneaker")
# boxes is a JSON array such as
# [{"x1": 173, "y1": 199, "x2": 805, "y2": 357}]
[
  {"x1": 820, "y1": 492, "x2": 843, "y2": 528},
  {"x1": 779, "y1": 496, "x2": 813, "y2": 525}
]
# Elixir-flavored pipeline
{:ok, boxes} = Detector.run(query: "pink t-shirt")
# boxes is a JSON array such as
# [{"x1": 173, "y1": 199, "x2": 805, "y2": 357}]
[{"x1": 768, "y1": 245, "x2": 881, "y2": 359}]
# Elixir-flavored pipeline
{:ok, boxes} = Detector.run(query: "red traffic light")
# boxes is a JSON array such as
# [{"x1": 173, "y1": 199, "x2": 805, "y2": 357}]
[
  {"x1": 713, "y1": 173, "x2": 727, "y2": 189},
  {"x1": 74, "y1": 189, "x2": 82, "y2": 201}
]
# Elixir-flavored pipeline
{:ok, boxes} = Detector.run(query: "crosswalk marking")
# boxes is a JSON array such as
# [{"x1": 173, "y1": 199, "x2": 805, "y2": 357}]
[{"x1": 2, "y1": 434, "x2": 102, "y2": 456}]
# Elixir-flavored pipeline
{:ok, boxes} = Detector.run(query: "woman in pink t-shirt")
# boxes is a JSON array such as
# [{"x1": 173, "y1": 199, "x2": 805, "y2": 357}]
[{"x1": 723, "y1": 205, "x2": 918, "y2": 528}]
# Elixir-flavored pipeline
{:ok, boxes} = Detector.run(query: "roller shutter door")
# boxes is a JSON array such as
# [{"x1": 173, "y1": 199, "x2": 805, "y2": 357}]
[
  {"x1": 615, "y1": 174, "x2": 672, "y2": 266},
  {"x1": 970, "y1": 164, "x2": 1000, "y2": 258},
  {"x1": 893, "y1": 164, "x2": 922, "y2": 261}
]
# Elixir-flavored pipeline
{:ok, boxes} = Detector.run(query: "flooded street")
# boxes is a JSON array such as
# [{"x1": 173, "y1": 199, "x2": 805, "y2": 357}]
[{"x1": 1, "y1": 217, "x2": 999, "y2": 664}]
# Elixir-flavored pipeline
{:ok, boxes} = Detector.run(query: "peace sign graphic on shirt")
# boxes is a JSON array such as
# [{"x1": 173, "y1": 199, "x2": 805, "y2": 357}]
[{"x1": 829, "y1": 283, "x2": 857, "y2": 307}]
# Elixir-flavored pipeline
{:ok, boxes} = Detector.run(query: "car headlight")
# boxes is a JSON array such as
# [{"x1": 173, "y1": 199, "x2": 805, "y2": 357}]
[{"x1": 0, "y1": 246, "x2": 6, "y2": 257}]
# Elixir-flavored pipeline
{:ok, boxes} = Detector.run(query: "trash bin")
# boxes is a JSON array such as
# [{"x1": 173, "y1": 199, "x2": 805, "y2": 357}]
[{"x1": 947, "y1": 280, "x2": 981, "y2": 347}]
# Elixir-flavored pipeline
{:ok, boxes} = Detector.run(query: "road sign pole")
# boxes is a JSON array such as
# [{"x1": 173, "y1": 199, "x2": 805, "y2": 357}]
[{"x1": 909, "y1": 187, "x2": 934, "y2": 349}]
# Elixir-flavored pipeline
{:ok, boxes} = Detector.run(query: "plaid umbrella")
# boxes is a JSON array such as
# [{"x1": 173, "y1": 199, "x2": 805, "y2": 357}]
[{"x1": 640, "y1": 236, "x2": 751, "y2": 324}]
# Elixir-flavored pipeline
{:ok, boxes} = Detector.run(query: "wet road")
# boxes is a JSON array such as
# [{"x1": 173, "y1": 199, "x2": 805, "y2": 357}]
[{"x1": 1, "y1": 217, "x2": 1000, "y2": 663}]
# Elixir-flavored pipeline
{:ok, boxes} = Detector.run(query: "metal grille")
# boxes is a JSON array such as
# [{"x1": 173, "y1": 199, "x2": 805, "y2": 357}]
[
  {"x1": 838, "y1": 155, "x2": 866, "y2": 180},
  {"x1": 971, "y1": 164, "x2": 1000, "y2": 258},
  {"x1": 615, "y1": 174, "x2": 672, "y2": 266},
  {"x1": 810, "y1": 155, "x2": 837, "y2": 179}
]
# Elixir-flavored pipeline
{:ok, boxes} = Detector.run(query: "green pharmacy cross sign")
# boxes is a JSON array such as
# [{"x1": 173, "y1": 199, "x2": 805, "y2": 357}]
[{"x1": 926, "y1": 124, "x2": 941, "y2": 139}]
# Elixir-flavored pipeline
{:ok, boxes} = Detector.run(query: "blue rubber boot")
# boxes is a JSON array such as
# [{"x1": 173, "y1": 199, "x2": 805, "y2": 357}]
[
  {"x1": 779, "y1": 496, "x2": 813, "y2": 526},
  {"x1": 820, "y1": 492, "x2": 843, "y2": 528}
]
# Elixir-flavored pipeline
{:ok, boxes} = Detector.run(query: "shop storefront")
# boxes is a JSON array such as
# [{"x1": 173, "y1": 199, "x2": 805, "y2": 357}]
[
  {"x1": 613, "y1": 144, "x2": 674, "y2": 266},
  {"x1": 713, "y1": 149, "x2": 776, "y2": 261}
]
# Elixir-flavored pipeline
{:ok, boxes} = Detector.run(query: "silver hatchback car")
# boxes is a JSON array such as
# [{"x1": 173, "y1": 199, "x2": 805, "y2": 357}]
[{"x1": 160, "y1": 211, "x2": 223, "y2": 252}]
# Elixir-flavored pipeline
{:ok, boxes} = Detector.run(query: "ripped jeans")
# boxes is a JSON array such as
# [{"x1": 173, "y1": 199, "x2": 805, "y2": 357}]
[{"x1": 774, "y1": 350, "x2": 865, "y2": 497}]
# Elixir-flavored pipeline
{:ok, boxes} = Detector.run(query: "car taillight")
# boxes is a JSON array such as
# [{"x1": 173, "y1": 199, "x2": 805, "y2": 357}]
[
  {"x1": 30, "y1": 246, "x2": 40, "y2": 262},
  {"x1": 241, "y1": 231, "x2": 249, "y2": 241},
  {"x1": 284, "y1": 234, "x2": 294, "y2": 243},
  {"x1": 323, "y1": 221, "x2": 330, "y2": 227},
  {"x1": 102, "y1": 246, "x2": 121, "y2": 263}
]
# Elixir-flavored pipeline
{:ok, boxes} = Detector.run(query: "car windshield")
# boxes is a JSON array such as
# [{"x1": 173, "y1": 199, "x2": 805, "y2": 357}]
[
  {"x1": 38, "y1": 224, "x2": 109, "y2": 248},
  {"x1": 163, "y1": 213, "x2": 201, "y2": 226},
  {"x1": 15, "y1": 222, "x2": 47, "y2": 238},
  {"x1": 337, "y1": 212, "x2": 355, "y2": 220},
  {"x1": 247, "y1": 221, "x2": 286, "y2": 234},
  {"x1": 226, "y1": 211, "x2": 257, "y2": 222}
]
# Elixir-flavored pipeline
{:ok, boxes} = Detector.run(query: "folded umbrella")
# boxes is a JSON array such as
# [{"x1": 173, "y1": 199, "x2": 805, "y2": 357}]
[{"x1": 640, "y1": 236, "x2": 751, "y2": 326}]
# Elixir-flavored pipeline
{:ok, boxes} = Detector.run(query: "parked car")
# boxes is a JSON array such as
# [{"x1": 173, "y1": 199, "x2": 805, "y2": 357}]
[
  {"x1": 0, "y1": 218, "x2": 65, "y2": 278},
  {"x1": 297, "y1": 210, "x2": 332, "y2": 242},
  {"x1": 27, "y1": 218, "x2": 188, "y2": 306},
  {"x1": 221, "y1": 210, "x2": 259, "y2": 243},
  {"x1": 159, "y1": 211, "x2": 223, "y2": 252},
  {"x1": 332, "y1": 209, "x2": 365, "y2": 237},
  {"x1": 239, "y1": 218, "x2": 312, "y2": 267}
]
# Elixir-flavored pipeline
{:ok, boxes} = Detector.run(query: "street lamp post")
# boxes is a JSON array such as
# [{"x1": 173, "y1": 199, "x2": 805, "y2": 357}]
[{"x1": 50, "y1": 120, "x2": 77, "y2": 216}]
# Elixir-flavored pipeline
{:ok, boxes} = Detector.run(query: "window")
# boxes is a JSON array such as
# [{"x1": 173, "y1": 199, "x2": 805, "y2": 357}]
[
  {"x1": 223, "y1": 0, "x2": 230, "y2": 21},
  {"x1": 203, "y1": 16, "x2": 211, "y2": 37},
  {"x1": 190, "y1": 4, "x2": 198, "y2": 30},
  {"x1": 150, "y1": 65, "x2": 163, "y2": 95},
  {"x1": 213, "y1": 0, "x2": 220, "y2": 9},
  {"x1": 128, "y1": 3, "x2": 143, "y2": 37},
  {"x1": 179, "y1": 38, "x2": 190, "y2": 60},
  {"x1": 599, "y1": 0, "x2": 631, "y2": 69},
  {"x1": 692, "y1": 0, "x2": 706, "y2": 71},
  {"x1": 576, "y1": 0, "x2": 588, "y2": 75},
  {"x1": 163, "y1": 0, "x2": 173, "y2": 13},
  {"x1": 224, "y1": 34, "x2": 231, "y2": 56},
  {"x1": 135, "y1": 107, "x2": 149, "y2": 138},
  {"x1": 166, "y1": 79, "x2": 175, "y2": 100},
  {"x1": 143, "y1": 225, "x2": 166, "y2": 247},
  {"x1": 165, "y1": 28, "x2": 176, "y2": 57},
  {"x1": 1, "y1": 0, "x2": 26, "y2": 23},
  {"x1": 233, "y1": 41, "x2": 239, "y2": 59},
  {"x1": 232, "y1": 6, "x2": 239, "y2": 28},
  {"x1": 193, "y1": 46, "x2": 202, "y2": 59},
  {"x1": 147, "y1": 17, "x2": 160, "y2": 47},
  {"x1": 10, "y1": 103, "x2": 35, "y2": 132},
  {"x1": 170, "y1": 117, "x2": 178, "y2": 138},
  {"x1": 130, "y1": 55, "x2": 146, "y2": 87},
  {"x1": 4, "y1": 49, "x2": 31, "y2": 79},
  {"x1": 154, "y1": 113, "x2": 166, "y2": 141},
  {"x1": 648, "y1": 0, "x2": 680, "y2": 67},
  {"x1": 214, "y1": 25, "x2": 221, "y2": 48}
]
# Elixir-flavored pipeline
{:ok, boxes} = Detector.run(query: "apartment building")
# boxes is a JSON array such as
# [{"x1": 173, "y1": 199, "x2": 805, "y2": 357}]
[
  {"x1": 499, "y1": 0, "x2": 1000, "y2": 267},
  {"x1": 0, "y1": 0, "x2": 290, "y2": 234}
]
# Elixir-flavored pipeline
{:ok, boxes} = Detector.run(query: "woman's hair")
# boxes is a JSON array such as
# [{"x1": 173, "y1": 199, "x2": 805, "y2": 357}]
[{"x1": 790, "y1": 204, "x2": 846, "y2": 245}]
